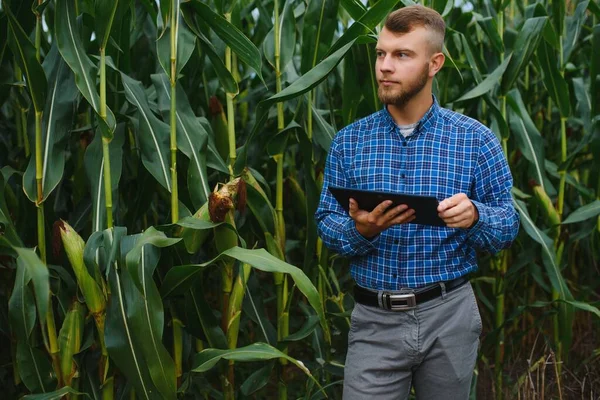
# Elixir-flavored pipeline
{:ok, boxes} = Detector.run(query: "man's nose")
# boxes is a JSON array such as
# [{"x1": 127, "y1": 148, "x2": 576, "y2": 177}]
[{"x1": 379, "y1": 55, "x2": 394, "y2": 72}]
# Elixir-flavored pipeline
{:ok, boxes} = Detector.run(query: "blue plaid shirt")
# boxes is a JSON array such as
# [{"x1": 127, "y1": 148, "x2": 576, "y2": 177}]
[{"x1": 315, "y1": 98, "x2": 519, "y2": 290}]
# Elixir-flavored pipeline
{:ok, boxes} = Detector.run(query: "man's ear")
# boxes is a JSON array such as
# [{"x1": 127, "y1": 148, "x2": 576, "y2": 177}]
[{"x1": 429, "y1": 52, "x2": 445, "y2": 77}]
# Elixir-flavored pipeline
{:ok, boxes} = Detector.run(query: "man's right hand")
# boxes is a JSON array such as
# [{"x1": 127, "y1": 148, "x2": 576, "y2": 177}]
[{"x1": 348, "y1": 198, "x2": 416, "y2": 238}]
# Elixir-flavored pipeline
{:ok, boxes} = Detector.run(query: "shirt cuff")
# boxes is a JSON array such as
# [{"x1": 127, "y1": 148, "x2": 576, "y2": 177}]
[
  {"x1": 467, "y1": 200, "x2": 488, "y2": 236},
  {"x1": 344, "y1": 219, "x2": 379, "y2": 254}
]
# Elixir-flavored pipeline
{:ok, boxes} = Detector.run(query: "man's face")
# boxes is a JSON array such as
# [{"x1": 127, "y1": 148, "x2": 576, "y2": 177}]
[{"x1": 375, "y1": 26, "x2": 434, "y2": 107}]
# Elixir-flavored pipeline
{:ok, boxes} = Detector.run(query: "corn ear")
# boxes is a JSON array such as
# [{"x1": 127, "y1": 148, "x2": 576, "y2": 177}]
[
  {"x1": 531, "y1": 183, "x2": 561, "y2": 227},
  {"x1": 59, "y1": 220, "x2": 106, "y2": 315},
  {"x1": 226, "y1": 263, "x2": 251, "y2": 350},
  {"x1": 58, "y1": 301, "x2": 84, "y2": 386}
]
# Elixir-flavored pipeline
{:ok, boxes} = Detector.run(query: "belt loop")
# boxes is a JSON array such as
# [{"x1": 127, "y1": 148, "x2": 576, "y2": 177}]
[
  {"x1": 377, "y1": 291, "x2": 384, "y2": 309},
  {"x1": 440, "y1": 282, "x2": 447, "y2": 299}
]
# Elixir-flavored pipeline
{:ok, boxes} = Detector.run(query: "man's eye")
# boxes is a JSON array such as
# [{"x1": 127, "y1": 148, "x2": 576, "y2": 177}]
[{"x1": 376, "y1": 51, "x2": 385, "y2": 57}]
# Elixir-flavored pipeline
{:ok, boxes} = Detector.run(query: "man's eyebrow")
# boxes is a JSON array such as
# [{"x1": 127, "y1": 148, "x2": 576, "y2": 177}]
[{"x1": 375, "y1": 47, "x2": 416, "y2": 54}]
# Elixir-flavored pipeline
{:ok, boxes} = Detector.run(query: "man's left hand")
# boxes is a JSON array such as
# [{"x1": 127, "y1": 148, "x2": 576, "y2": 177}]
[{"x1": 437, "y1": 193, "x2": 479, "y2": 228}]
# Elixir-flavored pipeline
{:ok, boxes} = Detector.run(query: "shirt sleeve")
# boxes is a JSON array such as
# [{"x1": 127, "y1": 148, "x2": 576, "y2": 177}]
[
  {"x1": 314, "y1": 138, "x2": 379, "y2": 257},
  {"x1": 466, "y1": 129, "x2": 519, "y2": 253}
]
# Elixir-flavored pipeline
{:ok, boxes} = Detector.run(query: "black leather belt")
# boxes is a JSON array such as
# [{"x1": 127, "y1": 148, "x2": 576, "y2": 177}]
[{"x1": 354, "y1": 276, "x2": 469, "y2": 311}]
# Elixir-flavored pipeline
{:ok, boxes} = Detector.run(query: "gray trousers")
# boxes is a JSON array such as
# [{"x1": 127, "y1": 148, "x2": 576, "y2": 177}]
[{"x1": 343, "y1": 282, "x2": 482, "y2": 400}]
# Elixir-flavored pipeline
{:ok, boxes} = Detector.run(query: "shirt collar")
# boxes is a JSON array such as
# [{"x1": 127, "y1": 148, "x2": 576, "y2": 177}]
[{"x1": 381, "y1": 95, "x2": 440, "y2": 136}]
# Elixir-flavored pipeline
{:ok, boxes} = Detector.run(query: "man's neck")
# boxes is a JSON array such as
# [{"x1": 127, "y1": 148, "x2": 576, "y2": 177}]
[{"x1": 386, "y1": 90, "x2": 434, "y2": 126}]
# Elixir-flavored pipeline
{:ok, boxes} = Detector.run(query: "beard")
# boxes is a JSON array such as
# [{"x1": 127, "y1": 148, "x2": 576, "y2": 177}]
[{"x1": 378, "y1": 63, "x2": 429, "y2": 107}]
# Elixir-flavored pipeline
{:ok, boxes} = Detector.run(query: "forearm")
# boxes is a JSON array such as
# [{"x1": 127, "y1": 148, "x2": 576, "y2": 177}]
[
  {"x1": 466, "y1": 200, "x2": 519, "y2": 253},
  {"x1": 316, "y1": 213, "x2": 378, "y2": 257}
]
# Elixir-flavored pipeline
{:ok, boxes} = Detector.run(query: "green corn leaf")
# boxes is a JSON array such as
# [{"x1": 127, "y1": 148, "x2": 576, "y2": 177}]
[
  {"x1": 240, "y1": 361, "x2": 275, "y2": 396},
  {"x1": 562, "y1": 300, "x2": 600, "y2": 319},
  {"x1": 537, "y1": 41, "x2": 571, "y2": 118},
  {"x1": 311, "y1": 103, "x2": 336, "y2": 152},
  {"x1": 182, "y1": 0, "x2": 264, "y2": 84},
  {"x1": 120, "y1": 73, "x2": 172, "y2": 192},
  {"x1": 0, "y1": 171, "x2": 21, "y2": 254},
  {"x1": 455, "y1": 55, "x2": 511, "y2": 102},
  {"x1": 185, "y1": 283, "x2": 228, "y2": 349},
  {"x1": 161, "y1": 264, "x2": 205, "y2": 298},
  {"x1": 562, "y1": 200, "x2": 600, "y2": 224},
  {"x1": 264, "y1": 0, "x2": 296, "y2": 72},
  {"x1": 17, "y1": 341, "x2": 55, "y2": 393},
  {"x1": 501, "y1": 17, "x2": 547, "y2": 95},
  {"x1": 4, "y1": 4, "x2": 46, "y2": 112},
  {"x1": 572, "y1": 78, "x2": 591, "y2": 133},
  {"x1": 301, "y1": 0, "x2": 341, "y2": 74},
  {"x1": 105, "y1": 230, "x2": 162, "y2": 400},
  {"x1": 326, "y1": 0, "x2": 397, "y2": 57},
  {"x1": 15, "y1": 247, "x2": 49, "y2": 327},
  {"x1": 551, "y1": 0, "x2": 565, "y2": 37},
  {"x1": 169, "y1": 247, "x2": 330, "y2": 342},
  {"x1": 23, "y1": 44, "x2": 77, "y2": 204},
  {"x1": 281, "y1": 314, "x2": 319, "y2": 342},
  {"x1": 342, "y1": 48, "x2": 361, "y2": 125},
  {"x1": 197, "y1": 32, "x2": 238, "y2": 94},
  {"x1": 192, "y1": 342, "x2": 321, "y2": 389},
  {"x1": 476, "y1": 16, "x2": 504, "y2": 55},
  {"x1": 592, "y1": 25, "x2": 600, "y2": 115},
  {"x1": 152, "y1": 73, "x2": 211, "y2": 209},
  {"x1": 235, "y1": 39, "x2": 356, "y2": 173},
  {"x1": 125, "y1": 226, "x2": 181, "y2": 293},
  {"x1": 340, "y1": 0, "x2": 367, "y2": 21},
  {"x1": 55, "y1": 0, "x2": 116, "y2": 136},
  {"x1": 242, "y1": 281, "x2": 277, "y2": 345},
  {"x1": 84, "y1": 125, "x2": 125, "y2": 233},
  {"x1": 246, "y1": 181, "x2": 277, "y2": 235},
  {"x1": 125, "y1": 243, "x2": 177, "y2": 400},
  {"x1": 95, "y1": 0, "x2": 131, "y2": 49},
  {"x1": 8, "y1": 260, "x2": 36, "y2": 340},
  {"x1": 181, "y1": 11, "x2": 238, "y2": 94},
  {"x1": 292, "y1": 122, "x2": 320, "y2": 272},
  {"x1": 506, "y1": 89, "x2": 548, "y2": 190},
  {"x1": 562, "y1": 1, "x2": 588, "y2": 65},
  {"x1": 157, "y1": 21, "x2": 196, "y2": 77},
  {"x1": 22, "y1": 387, "x2": 90, "y2": 400},
  {"x1": 513, "y1": 199, "x2": 573, "y2": 348},
  {"x1": 158, "y1": 0, "x2": 171, "y2": 33}
]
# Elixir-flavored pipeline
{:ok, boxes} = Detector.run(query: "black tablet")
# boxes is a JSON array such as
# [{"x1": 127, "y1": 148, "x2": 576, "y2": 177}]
[{"x1": 328, "y1": 185, "x2": 446, "y2": 227}]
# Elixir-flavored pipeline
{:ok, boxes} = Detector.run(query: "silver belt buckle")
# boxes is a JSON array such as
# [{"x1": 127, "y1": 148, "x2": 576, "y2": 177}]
[{"x1": 384, "y1": 292, "x2": 416, "y2": 311}]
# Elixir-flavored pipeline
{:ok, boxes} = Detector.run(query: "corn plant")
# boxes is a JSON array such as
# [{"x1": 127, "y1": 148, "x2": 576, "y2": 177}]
[{"x1": 0, "y1": 0, "x2": 599, "y2": 399}]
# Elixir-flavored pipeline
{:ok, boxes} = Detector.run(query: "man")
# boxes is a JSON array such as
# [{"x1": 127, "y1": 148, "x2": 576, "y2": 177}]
[{"x1": 315, "y1": 5, "x2": 519, "y2": 399}]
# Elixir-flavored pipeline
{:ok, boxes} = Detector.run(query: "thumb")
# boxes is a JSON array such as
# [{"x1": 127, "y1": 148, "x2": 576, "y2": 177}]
[{"x1": 349, "y1": 198, "x2": 357, "y2": 216}]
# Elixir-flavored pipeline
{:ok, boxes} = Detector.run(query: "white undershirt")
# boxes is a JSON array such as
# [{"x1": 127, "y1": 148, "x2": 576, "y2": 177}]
[{"x1": 397, "y1": 122, "x2": 418, "y2": 138}]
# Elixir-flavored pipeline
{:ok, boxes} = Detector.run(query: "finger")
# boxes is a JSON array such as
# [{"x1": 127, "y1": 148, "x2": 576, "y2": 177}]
[
  {"x1": 383, "y1": 204, "x2": 409, "y2": 220},
  {"x1": 438, "y1": 201, "x2": 468, "y2": 219},
  {"x1": 438, "y1": 193, "x2": 465, "y2": 212},
  {"x1": 371, "y1": 200, "x2": 393, "y2": 216},
  {"x1": 389, "y1": 209, "x2": 415, "y2": 225}
]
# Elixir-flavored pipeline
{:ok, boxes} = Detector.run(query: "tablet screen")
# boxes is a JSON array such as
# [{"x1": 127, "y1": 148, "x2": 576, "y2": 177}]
[{"x1": 328, "y1": 186, "x2": 446, "y2": 227}]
